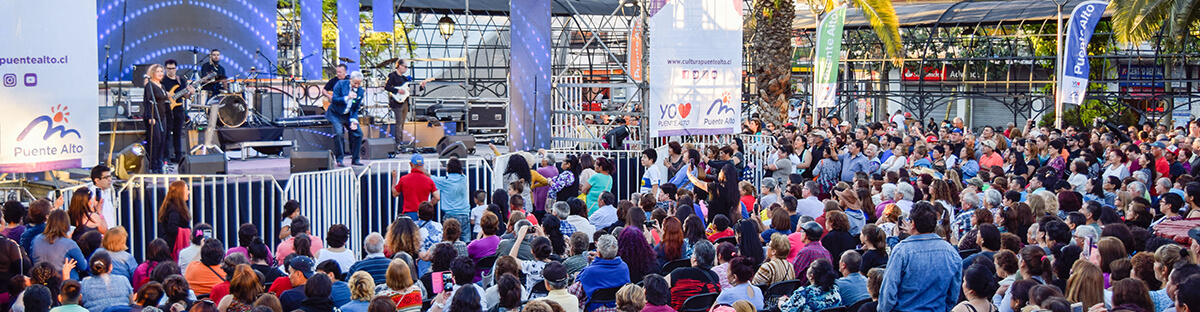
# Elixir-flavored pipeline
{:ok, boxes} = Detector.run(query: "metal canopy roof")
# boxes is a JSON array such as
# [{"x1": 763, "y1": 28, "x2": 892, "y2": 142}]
[
  {"x1": 362, "y1": 0, "x2": 636, "y2": 16},
  {"x1": 794, "y1": 0, "x2": 1114, "y2": 30}
]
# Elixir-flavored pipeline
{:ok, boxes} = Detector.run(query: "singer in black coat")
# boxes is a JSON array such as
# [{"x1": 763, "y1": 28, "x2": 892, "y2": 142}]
[{"x1": 143, "y1": 64, "x2": 170, "y2": 173}]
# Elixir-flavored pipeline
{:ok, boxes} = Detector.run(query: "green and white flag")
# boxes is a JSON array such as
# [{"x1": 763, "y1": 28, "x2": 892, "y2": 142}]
[{"x1": 813, "y1": 5, "x2": 847, "y2": 108}]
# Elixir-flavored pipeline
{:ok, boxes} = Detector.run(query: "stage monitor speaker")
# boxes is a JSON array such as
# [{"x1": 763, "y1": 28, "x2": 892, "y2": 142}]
[
  {"x1": 436, "y1": 135, "x2": 476, "y2": 156},
  {"x1": 361, "y1": 138, "x2": 394, "y2": 160},
  {"x1": 291, "y1": 150, "x2": 334, "y2": 173},
  {"x1": 180, "y1": 154, "x2": 228, "y2": 174},
  {"x1": 256, "y1": 92, "x2": 285, "y2": 121},
  {"x1": 131, "y1": 64, "x2": 153, "y2": 88},
  {"x1": 439, "y1": 142, "x2": 468, "y2": 159}
]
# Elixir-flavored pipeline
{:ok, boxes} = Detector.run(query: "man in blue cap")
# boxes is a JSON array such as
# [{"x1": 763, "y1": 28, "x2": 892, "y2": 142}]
[
  {"x1": 280, "y1": 255, "x2": 316, "y2": 312},
  {"x1": 392, "y1": 154, "x2": 439, "y2": 219}
]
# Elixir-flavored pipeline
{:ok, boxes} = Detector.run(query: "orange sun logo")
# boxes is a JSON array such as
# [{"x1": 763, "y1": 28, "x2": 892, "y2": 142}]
[{"x1": 51, "y1": 104, "x2": 70, "y2": 123}]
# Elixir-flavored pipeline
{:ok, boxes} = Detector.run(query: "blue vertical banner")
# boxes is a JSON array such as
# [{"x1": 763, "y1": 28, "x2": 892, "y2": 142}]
[
  {"x1": 1058, "y1": 0, "x2": 1108, "y2": 105},
  {"x1": 373, "y1": 0, "x2": 393, "y2": 32},
  {"x1": 510, "y1": 0, "x2": 552, "y2": 150},
  {"x1": 338, "y1": 0, "x2": 361, "y2": 73},
  {"x1": 301, "y1": 0, "x2": 323, "y2": 80}
]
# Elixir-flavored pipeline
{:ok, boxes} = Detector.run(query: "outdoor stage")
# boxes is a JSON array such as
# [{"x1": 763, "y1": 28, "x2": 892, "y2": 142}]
[{"x1": 178, "y1": 150, "x2": 496, "y2": 181}]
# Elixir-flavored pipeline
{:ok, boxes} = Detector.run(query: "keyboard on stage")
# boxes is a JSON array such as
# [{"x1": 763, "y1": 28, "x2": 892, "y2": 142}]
[{"x1": 275, "y1": 115, "x2": 331, "y2": 127}]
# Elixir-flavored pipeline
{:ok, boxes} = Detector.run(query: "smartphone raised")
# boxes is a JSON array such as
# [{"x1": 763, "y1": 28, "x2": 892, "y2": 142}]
[
  {"x1": 432, "y1": 270, "x2": 453, "y2": 294},
  {"x1": 1071, "y1": 302, "x2": 1083, "y2": 312}
]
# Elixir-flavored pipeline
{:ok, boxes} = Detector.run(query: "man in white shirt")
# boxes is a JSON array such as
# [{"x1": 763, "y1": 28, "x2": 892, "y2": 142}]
[
  {"x1": 87, "y1": 165, "x2": 116, "y2": 229},
  {"x1": 588, "y1": 192, "x2": 618, "y2": 229},
  {"x1": 797, "y1": 181, "x2": 825, "y2": 218},
  {"x1": 890, "y1": 110, "x2": 907, "y2": 131},
  {"x1": 566, "y1": 200, "x2": 596, "y2": 238},
  {"x1": 639, "y1": 148, "x2": 665, "y2": 196}
]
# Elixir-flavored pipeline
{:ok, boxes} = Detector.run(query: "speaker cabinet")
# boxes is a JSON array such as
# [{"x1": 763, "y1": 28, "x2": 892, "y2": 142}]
[
  {"x1": 290, "y1": 150, "x2": 334, "y2": 173},
  {"x1": 439, "y1": 142, "x2": 468, "y2": 159},
  {"x1": 180, "y1": 154, "x2": 228, "y2": 174},
  {"x1": 436, "y1": 135, "x2": 476, "y2": 156},
  {"x1": 256, "y1": 92, "x2": 285, "y2": 121},
  {"x1": 361, "y1": 138, "x2": 395, "y2": 160}
]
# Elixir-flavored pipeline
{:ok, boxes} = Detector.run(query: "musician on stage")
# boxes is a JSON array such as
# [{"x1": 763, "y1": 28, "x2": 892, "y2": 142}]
[
  {"x1": 199, "y1": 49, "x2": 226, "y2": 93},
  {"x1": 322, "y1": 64, "x2": 347, "y2": 100},
  {"x1": 142, "y1": 64, "x2": 170, "y2": 173},
  {"x1": 161, "y1": 59, "x2": 193, "y2": 163},
  {"x1": 384, "y1": 60, "x2": 433, "y2": 147},
  {"x1": 327, "y1": 71, "x2": 366, "y2": 167}
]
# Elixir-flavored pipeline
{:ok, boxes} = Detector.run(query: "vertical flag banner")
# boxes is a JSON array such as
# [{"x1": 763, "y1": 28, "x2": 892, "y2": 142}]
[
  {"x1": 1059, "y1": 0, "x2": 1108, "y2": 105},
  {"x1": 301, "y1": 0, "x2": 323, "y2": 80},
  {"x1": 648, "y1": 0, "x2": 744, "y2": 137},
  {"x1": 373, "y1": 0, "x2": 394, "y2": 32},
  {"x1": 629, "y1": 20, "x2": 644, "y2": 83},
  {"x1": 813, "y1": 5, "x2": 847, "y2": 109},
  {"x1": 338, "y1": 0, "x2": 361, "y2": 73},
  {"x1": 1, "y1": 0, "x2": 99, "y2": 172}
]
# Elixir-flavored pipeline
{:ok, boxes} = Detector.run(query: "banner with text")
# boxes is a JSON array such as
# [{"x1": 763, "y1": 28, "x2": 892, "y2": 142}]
[
  {"x1": 1, "y1": 0, "x2": 99, "y2": 172},
  {"x1": 648, "y1": 0, "x2": 743, "y2": 137},
  {"x1": 1058, "y1": 0, "x2": 1108, "y2": 105},
  {"x1": 813, "y1": 6, "x2": 846, "y2": 109}
]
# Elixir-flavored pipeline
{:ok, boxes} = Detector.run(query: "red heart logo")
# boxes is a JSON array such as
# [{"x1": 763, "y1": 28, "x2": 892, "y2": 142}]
[{"x1": 679, "y1": 103, "x2": 692, "y2": 118}]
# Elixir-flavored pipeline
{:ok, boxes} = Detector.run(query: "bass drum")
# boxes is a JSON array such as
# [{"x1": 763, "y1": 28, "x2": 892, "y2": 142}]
[{"x1": 207, "y1": 95, "x2": 249, "y2": 128}]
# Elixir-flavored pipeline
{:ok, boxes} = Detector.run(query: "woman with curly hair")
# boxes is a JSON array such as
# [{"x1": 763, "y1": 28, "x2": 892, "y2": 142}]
[
  {"x1": 383, "y1": 217, "x2": 420, "y2": 258},
  {"x1": 618, "y1": 226, "x2": 659, "y2": 284},
  {"x1": 339, "y1": 272, "x2": 375, "y2": 312}
]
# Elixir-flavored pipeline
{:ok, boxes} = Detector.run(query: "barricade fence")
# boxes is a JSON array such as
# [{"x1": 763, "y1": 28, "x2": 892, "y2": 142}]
[{"x1": 44, "y1": 135, "x2": 779, "y2": 262}]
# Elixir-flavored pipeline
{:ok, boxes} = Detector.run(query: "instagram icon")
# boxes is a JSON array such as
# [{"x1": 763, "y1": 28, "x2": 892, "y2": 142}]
[{"x1": 2, "y1": 74, "x2": 14, "y2": 87}]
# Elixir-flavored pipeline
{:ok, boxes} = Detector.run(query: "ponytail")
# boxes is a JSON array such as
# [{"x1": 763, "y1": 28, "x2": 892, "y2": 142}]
[{"x1": 1020, "y1": 245, "x2": 1052, "y2": 281}]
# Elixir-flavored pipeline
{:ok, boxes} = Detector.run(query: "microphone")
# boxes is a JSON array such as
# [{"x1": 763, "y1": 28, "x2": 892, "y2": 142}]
[{"x1": 104, "y1": 45, "x2": 109, "y2": 50}]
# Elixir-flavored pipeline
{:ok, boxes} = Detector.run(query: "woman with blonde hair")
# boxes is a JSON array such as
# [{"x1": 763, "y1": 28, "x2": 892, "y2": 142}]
[
  {"x1": 1066, "y1": 260, "x2": 1104, "y2": 309},
  {"x1": 754, "y1": 234, "x2": 795, "y2": 285},
  {"x1": 1037, "y1": 191, "x2": 1059, "y2": 217},
  {"x1": 142, "y1": 63, "x2": 170, "y2": 173},
  {"x1": 377, "y1": 258, "x2": 421, "y2": 312},
  {"x1": 98, "y1": 225, "x2": 139, "y2": 282},
  {"x1": 339, "y1": 271, "x2": 375, "y2": 312},
  {"x1": 217, "y1": 264, "x2": 262, "y2": 312},
  {"x1": 157, "y1": 180, "x2": 192, "y2": 255},
  {"x1": 615, "y1": 283, "x2": 646, "y2": 312}
]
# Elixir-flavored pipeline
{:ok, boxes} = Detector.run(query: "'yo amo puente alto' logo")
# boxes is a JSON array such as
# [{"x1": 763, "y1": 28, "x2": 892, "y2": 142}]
[
  {"x1": 658, "y1": 91, "x2": 737, "y2": 127},
  {"x1": 19, "y1": 104, "x2": 81, "y2": 141}
]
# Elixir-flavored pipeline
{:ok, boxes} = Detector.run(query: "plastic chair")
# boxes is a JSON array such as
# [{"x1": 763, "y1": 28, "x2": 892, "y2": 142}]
[
  {"x1": 661, "y1": 258, "x2": 692, "y2": 275},
  {"x1": 586, "y1": 286, "x2": 622, "y2": 312},
  {"x1": 715, "y1": 236, "x2": 738, "y2": 246},
  {"x1": 817, "y1": 307, "x2": 848, "y2": 312},
  {"x1": 679, "y1": 293, "x2": 719, "y2": 312},
  {"x1": 848, "y1": 299, "x2": 872, "y2": 312}
]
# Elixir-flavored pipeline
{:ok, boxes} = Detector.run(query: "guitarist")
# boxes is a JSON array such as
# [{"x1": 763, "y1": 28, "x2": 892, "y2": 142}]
[
  {"x1": 161, "y1": 59, "x2": 193, "y2": 163},
  {"x1": 384, "y1": 60, "x2": 432, "y2": 147},
  {"x1": 321, "y1": 64, "x2": 348, "y2": 111}
]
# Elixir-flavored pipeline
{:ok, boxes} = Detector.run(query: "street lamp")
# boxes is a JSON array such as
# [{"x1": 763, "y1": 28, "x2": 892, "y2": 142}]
[
  {"x1": 622, "y1": 0, "x2": 638, "y2": 7},
  {"x1": 438, "y1": 15, "x2": 456, "y2": 41}
]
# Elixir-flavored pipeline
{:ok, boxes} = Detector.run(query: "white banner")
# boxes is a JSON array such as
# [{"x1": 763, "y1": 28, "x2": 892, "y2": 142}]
[
  {"x1": 0, "y1": 0, "x2": 99, "y2": 172},
  {"x1": 648, "y1": 0, "x2": 743, "y2": 137}
]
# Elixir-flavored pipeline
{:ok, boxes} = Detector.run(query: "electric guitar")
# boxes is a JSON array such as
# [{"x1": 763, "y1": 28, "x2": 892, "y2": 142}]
[{"x1": 167, "y1": 73, "x2": 216, "y2": 109}]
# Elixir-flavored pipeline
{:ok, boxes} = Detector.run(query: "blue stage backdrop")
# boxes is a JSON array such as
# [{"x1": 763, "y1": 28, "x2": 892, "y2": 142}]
[
  {"x1": 373, "y1": 0, "x2": 393, "y2": 32},
  {"x1": 509, "y1": 0, "x2": 552, "y2": 150},
  {"x1": 97, "y1": 0, "x2": 279, "y2": 81},
  {"x1": 301, "y1": 0, "x2": 323, "y2": 80},
  {"x1": 338, "y1": 0, "x2": 361, "y2": 73}
]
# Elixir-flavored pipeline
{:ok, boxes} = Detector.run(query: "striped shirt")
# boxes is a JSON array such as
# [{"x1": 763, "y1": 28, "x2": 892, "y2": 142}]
[
  {"x1": 349, "y1": 254, "x2": 392, "y2": 286},
  {"x1": 753, "y1": 258, "x2": 796, "y2": 285}
]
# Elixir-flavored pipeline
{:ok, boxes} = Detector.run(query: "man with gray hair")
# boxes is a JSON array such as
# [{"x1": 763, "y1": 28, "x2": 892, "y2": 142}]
[
  {"x1": 327, "y1": 70, "x2": 366, "y2": 166},
  {"x1": 894, "y1": 182, "x2": 915, "y2": 213},
  {"x1": 347, "y1": 232, "x2": 389, "y2": 285},
  {"x1": 664, "y1": 240, "x2": 721, "y2": 309},
  {"x1": 951, "y1": 189, "x2": 981, "y2": 245},
  {"x1": 576, "y1": 235, "x2": 629, "y2": 311},
  {"x1": 551, "y1": 201, "x2": 577, "y2": 237},
  {"x1": 797, "y1": 181, "x2": 825, "y2": 218},
  {"x1": 759, "y1": 177, "x2": 780, "y2": 212}
]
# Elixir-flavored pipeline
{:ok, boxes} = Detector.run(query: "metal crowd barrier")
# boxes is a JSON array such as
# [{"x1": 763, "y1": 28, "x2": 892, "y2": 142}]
[
  {"x1": 284, "y1": 168, "x2": 361, "y2": 254},
  {"x1": 356, "y1": 158, "x2": 494, "y2": 238},
  {"x1": 117, "y1": 175, "x2": 283, "y2": 261}
]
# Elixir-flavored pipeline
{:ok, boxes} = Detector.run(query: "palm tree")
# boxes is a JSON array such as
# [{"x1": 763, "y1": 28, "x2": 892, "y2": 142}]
[
  {"x1": 1110, "y1": 0, "x2": 1200, "y2": 48},
  {"x1": 752, "y1": 0, "x2": 902, "y2": 124}
]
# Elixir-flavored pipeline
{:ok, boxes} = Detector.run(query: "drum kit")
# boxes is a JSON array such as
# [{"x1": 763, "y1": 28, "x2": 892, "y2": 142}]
[{"x1": 188, "y1": 77, "x2": 256, "y2": 154}]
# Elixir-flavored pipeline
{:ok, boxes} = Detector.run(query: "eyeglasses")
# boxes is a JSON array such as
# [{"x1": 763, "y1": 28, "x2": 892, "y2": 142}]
[
  {"x1": 165, "y1": 67, "x2": 177, "y2": 70},
  {"x1": 100, "y1": 175, "x2": 113, "y2": 180}
]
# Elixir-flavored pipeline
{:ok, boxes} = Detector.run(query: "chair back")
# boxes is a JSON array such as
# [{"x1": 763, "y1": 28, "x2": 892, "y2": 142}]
[
  {"x1": 715, "y1": 236, "x2": 738, "y2": 246},
  {"x1": 817, "y1": 307, "x2": 848, "y2": 312},
  {"x1": 586, "y1": 286, "x2": 622, "y2": 312},
  {"x1": 679, "y1": 292, "x2": 719, "y2": 312},
  {"x1": 661, "y1": 258, "x2": 692, "y2": 275},
  {"x1": 848, "y1": 299, "x2": 872, "y2": 312}
]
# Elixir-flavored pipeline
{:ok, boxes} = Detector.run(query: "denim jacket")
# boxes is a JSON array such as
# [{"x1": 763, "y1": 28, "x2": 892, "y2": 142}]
[{"x1": 878, "y1": 233, "x2": 962, "y2": 312}]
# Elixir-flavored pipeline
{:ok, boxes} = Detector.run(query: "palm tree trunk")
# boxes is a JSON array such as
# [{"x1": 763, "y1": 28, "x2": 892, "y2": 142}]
[{"x1": 752, "y1": 0, "x2": 797, "y2": 125}]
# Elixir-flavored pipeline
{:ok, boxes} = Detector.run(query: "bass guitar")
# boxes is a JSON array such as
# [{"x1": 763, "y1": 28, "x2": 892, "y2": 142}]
[{"x1": 167, "y1": 73, "x2": 216, "y2": 109}]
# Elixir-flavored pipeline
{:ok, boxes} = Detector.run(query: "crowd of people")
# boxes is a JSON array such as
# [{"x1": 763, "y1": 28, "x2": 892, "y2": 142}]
[{"x1": 5, "y1": 112, "x2": 1200, "y2": 312}]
